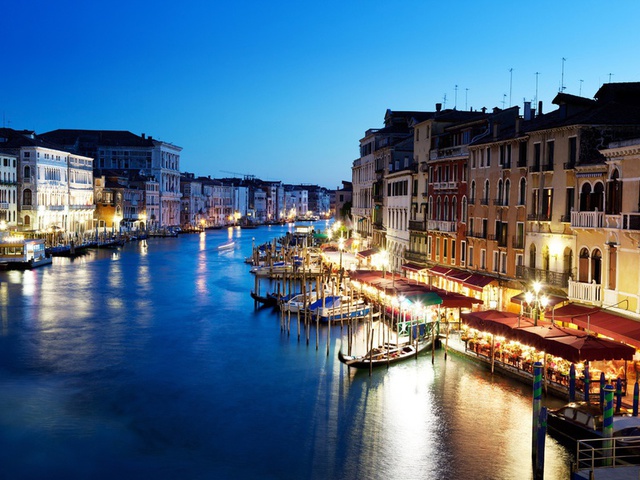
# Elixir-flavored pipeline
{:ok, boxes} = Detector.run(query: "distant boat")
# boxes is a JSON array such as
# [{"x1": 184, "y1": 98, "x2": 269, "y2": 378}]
[{"x1": 217, "y1": 240, "x2": 235, "y2": 251}]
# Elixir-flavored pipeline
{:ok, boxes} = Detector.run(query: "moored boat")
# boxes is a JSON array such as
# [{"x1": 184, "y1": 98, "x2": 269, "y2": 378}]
[
  {"x1": 547, "y1": 401, "x2": 640, "y2": 444},
  {"x1": 308, "y1": 295, "x2": 372, "y2": 322},
  {"x1": 338, "y1": 336, "x2": 433, "y2": 369}
]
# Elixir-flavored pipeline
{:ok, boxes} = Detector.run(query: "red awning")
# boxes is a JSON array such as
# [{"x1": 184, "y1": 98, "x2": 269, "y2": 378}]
[
  {"x1": 429, "y1": 266, "x2": 452, "y2": 277},
  {"x1": 402, "y1": 262, "x2": 427, "y2": 272},
  {"x1": 554, "y1": 303, "x2": 640, "y2": 350},
  {"x1": 356, "y1": 248, "x2": 378, "y2": 258},
  {"x1": 461, "y1": 273, "x2": 495, "y2": 292},
  {"x1": 446, "y1": 270, "x2": 472, "y2": 281}
]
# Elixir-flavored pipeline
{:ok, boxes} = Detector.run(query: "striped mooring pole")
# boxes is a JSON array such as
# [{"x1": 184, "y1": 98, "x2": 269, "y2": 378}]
[
  {"x1": 532, "y1": 361, "x2": 543, "y2": 465},
  {"x1": 534, "y1": 407, "x2": 548, "y2": 480},
  {"x1": 603, "y1": 384, "x2": 615, "y2": 466},
  {"x1": 600, "y1": 372, "x2": 606, "y2": 407}
]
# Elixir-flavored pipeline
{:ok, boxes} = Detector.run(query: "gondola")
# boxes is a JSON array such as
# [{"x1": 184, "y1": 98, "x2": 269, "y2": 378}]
[
  {"x1": 250, "y1": 291, "x2": 280, "y2": 307},
  {"x1": 338, "y1": 336, "x2": 433, "y2": 369}
]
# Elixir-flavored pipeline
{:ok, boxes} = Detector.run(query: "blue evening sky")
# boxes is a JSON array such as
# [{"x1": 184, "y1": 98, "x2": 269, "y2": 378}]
[{"x1": 3, "y1": 1, "x2": 640, "y2": 189}]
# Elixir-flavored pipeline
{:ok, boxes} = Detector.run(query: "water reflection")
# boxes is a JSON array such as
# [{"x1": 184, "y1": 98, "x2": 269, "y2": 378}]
[{"x1": 0, "y1": 229, "x2": 573, "y2": 479}]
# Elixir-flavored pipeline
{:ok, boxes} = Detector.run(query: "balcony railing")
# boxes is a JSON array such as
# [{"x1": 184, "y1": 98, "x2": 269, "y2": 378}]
[
  {"x1": 527, "y1": 213, "x2": 551, "y2": 222},
  {"x1": 512, "y1": 236, "x2": 524, "y2": 249},
  {"x1": 469, "y1": 197, "x2": 476, "y2": 205},
  {"x1": 571, "y1": 210, "x2": 604, "y2": 228},
  {"x1": 404, "y1": 250, "x2": 426, "y2": 264},
  {"x1": 467, "y1": 230, "x2": 487, "y2": 239},
  {"x1": 543, "y1": 163, "x2": 554, "y2": 172},
  {"x1": 563, "y1": 162, "x2": 576, "y2": 170},
  {"x1": 568, "y1": 279, "x2": 603, "y2": 306},
  {"x1": 0, "y1": 202, "x2": 9, "y2": 210},
  {"x1": 480, "y1": 198, "x2": 489, "y2": 206},
  {"x1": 427, "y1": 219, "x2": 457, "y2": 232},
  {"x1": 528, "y1": 164, "x2": 541, "y2": 173},
  {"x1": 430, "y1": 145, "x2": 469, "y2": 160},
  {"x1": 515, "y1": 266, "x2": 570, "y2": 288},
  {"x1": 409, "y1": 220, "x2": 427, "y2": 232}
]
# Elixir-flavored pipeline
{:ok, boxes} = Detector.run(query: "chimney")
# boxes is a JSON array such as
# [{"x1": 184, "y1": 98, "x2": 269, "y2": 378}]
[
  {"x1": 523, "y1": 102, "x2": 531, "y2": 120},
  {"x1": 481, "y1": 107, "x2": 487, "y2": 113},
  {"x1": 538, "y1": 100, "x2": 543, "y2": 116},
  {"x1": 435, "y1": 103, "x2": 442, "y2": 112},
  {"x1": 148, "y1": 135, "x2": 153, "y2": 140},
  {"x1": 141, "y1": 133, "x2": 146, "y2": 139}
]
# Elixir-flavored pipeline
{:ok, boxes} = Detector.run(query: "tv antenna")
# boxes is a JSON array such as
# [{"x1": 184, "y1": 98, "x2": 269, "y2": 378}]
[{"x1": 560, "y1": 57, "x2": 567, "y2": 92}]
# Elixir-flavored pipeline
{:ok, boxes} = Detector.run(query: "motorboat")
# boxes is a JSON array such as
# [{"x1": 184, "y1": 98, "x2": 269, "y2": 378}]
[
  {"x1": 217, "y1": 240, "x2": 235, "y2": 251},
  {"x1": 547, "y1": 401, "x2": 640, "y2": 443},
  {"x1": 309, "y1": 295, "x2": 372, "y2": 322}
]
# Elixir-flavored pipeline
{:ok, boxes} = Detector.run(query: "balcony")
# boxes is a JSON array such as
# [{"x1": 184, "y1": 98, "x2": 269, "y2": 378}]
[
  {"x1": 493, "y1": 198, "x2": 507, "y2": 207},
  {"x1": 468, "y1": 197, "x2": 476, "y2": 205},
  {"x1": 409, "y1": 220, "x2": 427, "y2": 232},
  {"x1": 512, "y1": 236, "x2": 524, "y2": 249},
  {"x1": 433, "y1": 181, "x2": 459, "y2": 191},
  {"x1": 0, "y1": 202, "x2": 8, "y2": 209},
  {"x1": 405, "y1": 250, "x2": 426, "y2": 264},
  {"x1": 563, "y1": 162, "x2": 576, "y2": 170},
  {"x1": 467, "y1": 230, "x2": 487, "y2": 239},
  {"x1": 528, "y1": 164, "x2": 541, "y2": 173},
  {"x1": 430, "y1": 145, "x2": 468, "y2": 160},
  {"x1": 527, "y1": 213, "x2": 551, "y2": 222},
  {"x1": 543, "y1": 163, "x2": 554, "y2": 172},
  {"x1": 427, "y1": 219, "x2": 457, "y2": 232},
  {"x1": 568, "y1": 279, "x2": 603, "y2": 306},
  {"x1": 571, "y1": 210, "x2": 604, "y2": 229},
  {"x1": 480, "y1": 198, "x2": 489, "y2": 206},
  {"x1": 515, "y1": 266, "x2": 570, "y2": 288}
]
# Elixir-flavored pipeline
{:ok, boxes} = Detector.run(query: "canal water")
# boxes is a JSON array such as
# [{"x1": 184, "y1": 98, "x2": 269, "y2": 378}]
[{"x1": 0, "y1": 224, "x2": 573, "y2": 479}]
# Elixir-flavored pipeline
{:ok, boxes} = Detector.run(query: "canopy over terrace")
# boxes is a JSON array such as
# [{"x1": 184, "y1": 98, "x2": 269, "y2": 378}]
[
  {"x1": 462, "y1": 310, "x2": 636, "y2": 362},
  {"x1": 348, "y1": 270, "x2": 480, "y2": 309},
  {"x1": 554, "y1": 303, "x2": 640, "y2": 350}
]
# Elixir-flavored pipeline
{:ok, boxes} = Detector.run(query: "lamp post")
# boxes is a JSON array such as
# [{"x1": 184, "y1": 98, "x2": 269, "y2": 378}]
[
  {"x1": 338, "y1": 236, "x2": 345, "y2": 286},
  {"x1": 524, "y1": 281, "x2": 549, "y2": 326},
  {"x1": 381, "y1": 249, "x2": 389, "y2": 278}
]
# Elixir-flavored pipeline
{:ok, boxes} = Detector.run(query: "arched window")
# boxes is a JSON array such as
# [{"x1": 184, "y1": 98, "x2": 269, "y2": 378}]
[
  {"x1": 470, "y1": 181, "x2": 476, "y2": 203},
  {"x1": 461, "y1": 196, "x2": 468, "y2": 223},
  {"x1": 519, "y1": 178, "x2": 526, "y2": 205},
  {"x1": 578, "y1": 247, "x2": 590, "y2": 283},
  {"x1": 591, "y1": 249, "x2": 602, "y2": 284},
  {"x1": 497, "y1": 179, "x2": 503, "y2": 204},
  {"x1": 593, "y1": 182, "x2": 605, "y2": 212},
  {"x1": 542, "y1": 245, "x2": 550, "y2": 271},
  {"x1": 504, "y1": 179, "x2": 511, "y2": 206},
  {"x1": 22, "y1": 189, "x2": 32, "y2": 206},
  {"x1": 23, "y1": 215, "x2": 30, "y2": 227},
  {"x1": 607, "y1": 169, "x2": 622, "y2": 215},
  {"x1": 436, "y1": 197, "x2": 442, "y2": 220},
  {"x1": 483, "y1": 180, "x2": 490, "y2": 203},
  {"x1": 444, "y1": 197, "x2": 449, "y2": 221},
  {"x1": 529, "y1": 243, "x2": 537, "y2": 269},
  {"x1": 580, "y1": 183, "x2": 593, "y2": 211},
  {"x1": 452, "y1": 197, "x2": 457, "y2": 222},
  {"x1": 24, "y1": 165, "x2": 31, "y2": 180}
]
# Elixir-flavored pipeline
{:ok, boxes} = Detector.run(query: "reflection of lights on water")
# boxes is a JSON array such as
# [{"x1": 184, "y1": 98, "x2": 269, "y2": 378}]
[{"x1": 199, "y1": 232, "x2": 206, "y2": 251}]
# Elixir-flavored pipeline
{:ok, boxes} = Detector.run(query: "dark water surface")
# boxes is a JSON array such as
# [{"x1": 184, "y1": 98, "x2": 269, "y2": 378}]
[{"x1": 0, "y1": 224, "x2": 572, "y2": 479}]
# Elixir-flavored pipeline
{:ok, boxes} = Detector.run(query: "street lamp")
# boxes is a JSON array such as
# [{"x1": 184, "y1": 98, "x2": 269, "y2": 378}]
[
  {"x1": 380, "y1": 249, "x2": 389, "y2": 278},
  {"x1": 524, "y1": 281, "x2": 549, "y2": 325},
  {"x1": 338, "y1": 236, "x2": 345, "y2": 285}
]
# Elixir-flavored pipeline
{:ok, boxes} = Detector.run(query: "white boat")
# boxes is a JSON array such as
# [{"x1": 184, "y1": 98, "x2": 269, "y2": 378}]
[
  {"x1": 281, "y1": 290, "x2": 332, "y2": 314},
  {"x1": 309, "y1": 296, "x2": 372, "y2": 322},
  {"x1": 217, "y1": 241, "x2": 235, "y2": 251},
  {"x1": 0, "y1": 236, "x2": 51, "y2": 270}
]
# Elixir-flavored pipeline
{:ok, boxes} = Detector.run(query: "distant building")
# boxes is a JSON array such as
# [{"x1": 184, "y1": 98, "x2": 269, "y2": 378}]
[
  {"x1": 39, "y1": 129, "x2": 182, "y2": 227},
  {"x1": 0, "y1": 128, "x2": 95, "y2": 239},
  {"x1": 0, "y1": 150, "x2": 18, "y2": 229},
  {"x1": 333, "y1": 181, "x2": 352, "y2": 221}
]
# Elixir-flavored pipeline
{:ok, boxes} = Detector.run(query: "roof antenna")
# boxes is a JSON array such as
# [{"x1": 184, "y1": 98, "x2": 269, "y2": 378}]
[
  {"x1": 465, "y1": 88, "x2": 469, "y2": 111},
  {"x1": 560, "y1": 57, "x2": 567, "y2": 92},
  {"x1": 535, "y1": 72, "x2": 540, "y2": 107},
  {"x1": 579, "y1": 79, "x2": 584, "y2": 96},
  {"x1": 443, "y1": 93, "x2": 447, "y2": 109},
  {"x1": 608, "y1": 73, "x2": 614, "y2": 83},
  {"x1": 502, "y1": 93, "x2": 507, "y2": 109},
  {"x1": 454, "y1": 85, "x2": 458, "y2": 110}
]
